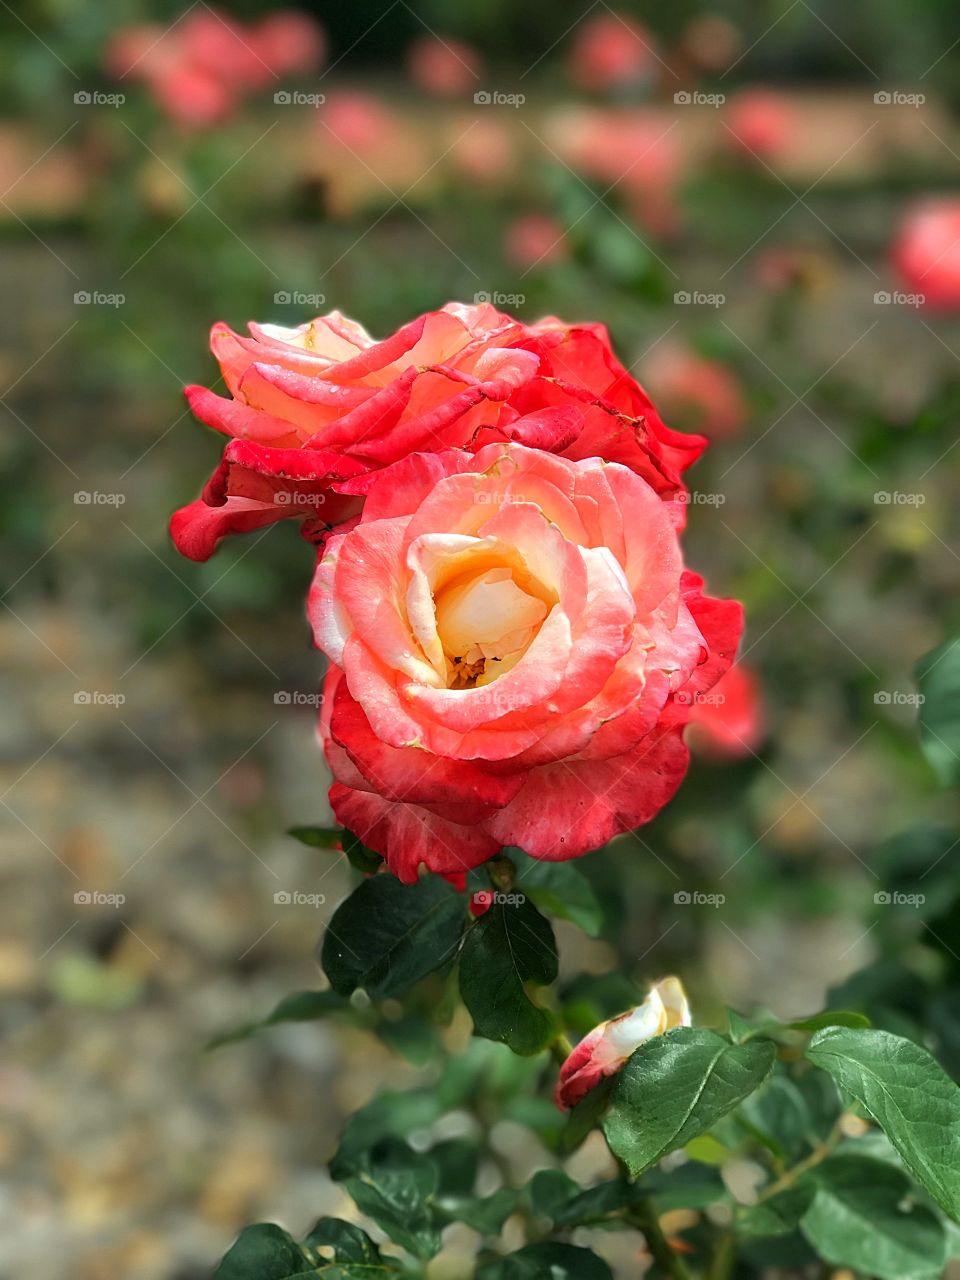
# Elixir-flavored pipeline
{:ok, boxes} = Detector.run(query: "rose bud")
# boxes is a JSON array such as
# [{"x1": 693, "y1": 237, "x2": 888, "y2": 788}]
[{"x1": 555, "y1": 976, "x2": 691, "y2": 1110}]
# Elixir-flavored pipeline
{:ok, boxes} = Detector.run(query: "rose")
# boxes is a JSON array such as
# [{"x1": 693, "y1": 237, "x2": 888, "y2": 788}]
[
  {"x1": 310, "y1": 441, "x2": 742, "y2": 885},
  {"x1": 893, "y1": 199, "x2": 960, "y2": 310},
  {"x1": 170, "y1": 302, "x2": 705, "y2": 561},
  {"x1": 555, "y1": 976, "x2": 691, "y2": 1110},
  {"x1": 687, "y1": 662, "x2": 765, "y2": 759}
]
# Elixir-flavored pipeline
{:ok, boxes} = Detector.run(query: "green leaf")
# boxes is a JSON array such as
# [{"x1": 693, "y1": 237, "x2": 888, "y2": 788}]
[
  {"x1": 288, "y1": 827, "x2": 381, "y2": 874},
  {"x1": 321, "y1": 875, "x2": 465, "y2": 1000},
  {"x1": 213, "y1": 1225, "x2": 319, "y2": 1280},
  {"x1": 344, "y1": 1139, "x2": 443, "y2": 1260},
  {"x1": 916, "y1": 636, "x2": 960, "y2": 785},
  {"x1": 738, "y1": 1074, "x2": 813, "y2": 1162},
  {"x1": 330, "y1": 1088, "x2": 443, "y2": 1181},
  {"x1": 800, "y1": 1156, "x2": 946, "y2": 1280},
  {"x1": 288, "y1": 826, "x2": 343, "y2": 850},
  {"x1": 737, "y1": 1184, "x2": 816, "y2": 1238},
  {"x1": 787, "y1": 1011, "x2": 870, "y2": 1034},
  {"x1": 303, "y1": 1218, "x2": 384, "y2": 1266},
  {"x1": 508, "y1": 849, "x2": 604, "y2": 937},
  {"x1": 807, "y1": 1026, "x2": 960, "y2": 1221},
  {"x1": 459, "y1": 897, "x2": 558, "y2": 1055},
  {"x1": 477, "y1": 1242, "x2": 613, "y2": 1279},
  {"x1": 603, "y1": 1028, "x2": 776, "y2": 1177},
  {"x1": 441, "y1": 1187, "x2": 519, "y2": 1235},
  {"x1": 207, "y1": 990, "x2": 347, "y2": 1049}
]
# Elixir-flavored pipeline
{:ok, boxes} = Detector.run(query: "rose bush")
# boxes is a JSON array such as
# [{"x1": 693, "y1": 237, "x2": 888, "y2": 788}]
[
  {"x1": 310, "y1": 440, "x2": 742, "y2": 883},
  {"x1": 171, "y1": 302, "x2": 704, "y2": 560}
]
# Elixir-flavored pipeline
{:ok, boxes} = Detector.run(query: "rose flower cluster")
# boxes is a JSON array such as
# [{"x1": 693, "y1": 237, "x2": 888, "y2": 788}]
[{"x1": 172, "y1": 303, "x2": 743, "y2": 885}]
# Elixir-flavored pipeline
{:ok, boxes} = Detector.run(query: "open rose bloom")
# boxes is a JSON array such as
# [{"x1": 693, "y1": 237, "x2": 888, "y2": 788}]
[
  {"x1": 310, "y1": 439, "x2": 741, "y2": 883},
  {"x1": 173, "y1": 302, "x2": 742, "y2": 884},
  {"x1": 556, "y1": 977, "x2": 691, "y2": 1109},
  {"x1": 170, "y1": 303, "x2": 703, "y2": 561}
]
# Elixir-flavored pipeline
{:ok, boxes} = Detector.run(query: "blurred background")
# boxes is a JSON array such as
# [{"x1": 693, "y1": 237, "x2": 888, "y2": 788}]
[{"x1": 2, "y1": 1, "x2": 960, "y2": 1276}]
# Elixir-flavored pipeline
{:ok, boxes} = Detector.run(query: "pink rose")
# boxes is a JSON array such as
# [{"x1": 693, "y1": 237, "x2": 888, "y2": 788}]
[
  {"x1": 688, "y1": 663, "x2": 765, "y2": 759},
  {"x1": 556, "y1": 977, "x2": 691, "y2": 1110},
  {"x1": 644, "y1": 344, "x2": 748, "y2": 439},
  {"x1": 569, "y1": 13, "x2": 658, "y2": 94},
  {"x1": 309, "y1": 442, "x2": 742, "y2": 885},
  {"x1": 893, "y1": 199, "x2": 960, "y2": 309},
  {"x1": 406, "y1": 35, "x2": 482, "y2": 97},
  {"x1": 171, "y1": 303, "x2": 705, "y2": 561}
]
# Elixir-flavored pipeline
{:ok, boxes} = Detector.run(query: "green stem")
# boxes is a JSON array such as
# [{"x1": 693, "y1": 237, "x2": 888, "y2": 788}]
[
  {"x1": 756, "y1": 1119, "x2": 843, "y2": 1203},
  {"x1": 627, "y1": 1200, "x2": 695, "y2": 1280},
  {"x1": 550, "y1": 1033, "x2": 573, "y2": 1064},
  {"x1": 706, "y1": 1230, "x2": 735, "y2": 1280}
]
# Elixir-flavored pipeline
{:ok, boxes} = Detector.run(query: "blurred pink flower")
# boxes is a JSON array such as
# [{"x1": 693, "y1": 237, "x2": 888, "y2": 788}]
[
  {"x1": 553, "y1": 107, "x2": 685, "y2": 235},
  {"x1": 504, "y1": 214, "x2": 568, "y2": 270},
  {"x1": 893, "y1": 199, "x2": 960, "y2": 309},
  {"x1": 687, "y1": 664, "x2": 765, "y2": 759},
  {"x1": 407, "y1": 35, "x2": 482, "y2": 97},
  {"x1": 105, "y1": 7, "x2": 324, "y2": 127},
  {"x1": 569, "y1": 13, "x2": 658, "y2": 93},
  {"x1": 447, "y1": 117, "x2": 515, "y2": 184},
  {"x1": 644, "y1": 345, "x2": 747, "y2": 439},
  {"x1": 253, "y1": 10, "x2": 326, "y2": 77},
  {"x1": 725, "y1": 89, "x2": 796, "y2": 162}
]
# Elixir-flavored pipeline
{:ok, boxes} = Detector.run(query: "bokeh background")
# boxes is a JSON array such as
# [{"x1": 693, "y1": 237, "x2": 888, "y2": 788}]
[{"x1": 3, "y1": 1, "x2": 960, "y2": 1276}]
